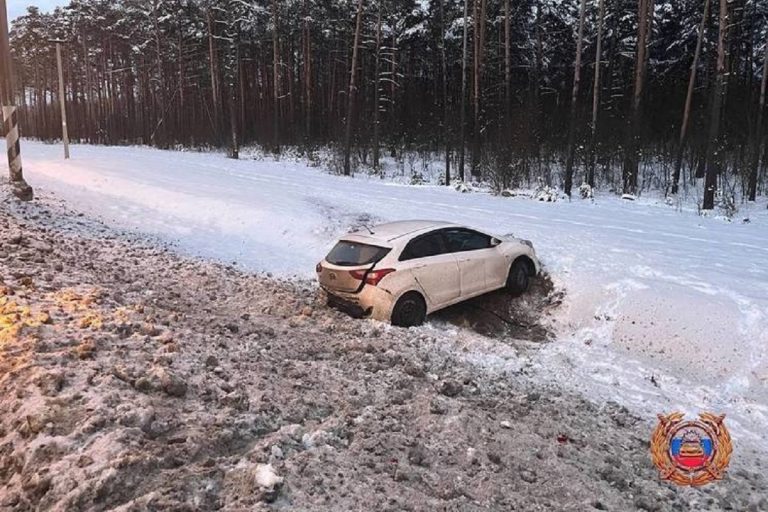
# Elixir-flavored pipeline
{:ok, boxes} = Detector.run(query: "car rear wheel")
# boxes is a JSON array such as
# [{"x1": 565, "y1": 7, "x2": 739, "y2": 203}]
[
  {"x1": 391, "y1": 292, "x2": 427, "y2": 327},
  {"x1": 506, "y1": 260, "x2": 530, "y2": 296}
]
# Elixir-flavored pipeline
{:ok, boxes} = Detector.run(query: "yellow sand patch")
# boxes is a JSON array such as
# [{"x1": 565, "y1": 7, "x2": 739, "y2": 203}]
[{"x1": 0, "y1": 296, "x2": 51, "y2": 343}]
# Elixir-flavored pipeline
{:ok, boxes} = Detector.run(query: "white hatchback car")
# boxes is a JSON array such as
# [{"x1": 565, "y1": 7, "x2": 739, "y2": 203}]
[{"x1": 316, "y1": 220, "x2": 540, "y2": 327}]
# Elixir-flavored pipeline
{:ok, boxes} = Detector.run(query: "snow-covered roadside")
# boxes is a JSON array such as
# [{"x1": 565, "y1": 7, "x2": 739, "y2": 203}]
[
  {"x1": 19, "y1": 141, "x2": 768, "y2": 457},
  {"x1": 2, "y1": 186, "x2": 766, "y2": 511}
]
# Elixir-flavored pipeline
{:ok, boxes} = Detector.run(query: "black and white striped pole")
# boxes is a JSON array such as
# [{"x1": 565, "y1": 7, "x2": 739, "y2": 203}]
[{"x1": 0, "y1": 0, "x2": 33, "y2": 201}]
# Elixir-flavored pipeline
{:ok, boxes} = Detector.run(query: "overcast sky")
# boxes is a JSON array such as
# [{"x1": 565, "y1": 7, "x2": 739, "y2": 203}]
[{"x1": 8, "y1": 0, "x2": 68, "y2": 21}]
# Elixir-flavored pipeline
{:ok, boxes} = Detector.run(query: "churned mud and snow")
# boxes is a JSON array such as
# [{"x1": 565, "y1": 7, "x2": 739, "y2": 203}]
[{"x1": 1, "y1": 141, "x2": 767, "y2": 509}]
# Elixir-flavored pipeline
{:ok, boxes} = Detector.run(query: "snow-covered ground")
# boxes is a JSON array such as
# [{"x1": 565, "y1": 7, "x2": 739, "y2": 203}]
[{"x1": 21, "y1": 141, "x2": 768, "y2": 455}]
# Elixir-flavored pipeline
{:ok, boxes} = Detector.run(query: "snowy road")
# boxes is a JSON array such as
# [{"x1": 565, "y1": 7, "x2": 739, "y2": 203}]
[{"x1": 21, "y1": 141, "x2": 768, "y2": 453}]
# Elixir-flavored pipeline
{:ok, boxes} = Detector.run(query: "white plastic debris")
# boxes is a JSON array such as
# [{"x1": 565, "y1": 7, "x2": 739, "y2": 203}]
[{"x1": 254, "y1": 464, "x2": 283, "y2": 489}]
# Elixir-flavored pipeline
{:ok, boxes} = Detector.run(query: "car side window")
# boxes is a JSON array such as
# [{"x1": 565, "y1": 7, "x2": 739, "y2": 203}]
[
  {"x1": 399, "y1": 233, "x2": 446, "y2": 261},
  {"x1": 443, "y1": 229, "x2": 492, "y2": 253}
]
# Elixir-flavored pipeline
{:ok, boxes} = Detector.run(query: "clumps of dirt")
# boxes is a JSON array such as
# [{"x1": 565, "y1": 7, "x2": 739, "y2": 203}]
[
  {"x1": 434, "y1": 272, "x2": 563, "y2": 342},
  {"x1": 1, "y1": 187, "x2": 766, "y2": 511}
]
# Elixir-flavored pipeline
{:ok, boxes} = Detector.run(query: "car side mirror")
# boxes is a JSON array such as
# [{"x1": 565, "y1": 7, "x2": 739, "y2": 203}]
[{"x1": 490, "y1": 237, "x2": 502, "y2": 247}]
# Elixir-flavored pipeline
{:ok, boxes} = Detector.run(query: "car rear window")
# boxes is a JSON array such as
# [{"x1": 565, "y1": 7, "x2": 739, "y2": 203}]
[{"x1": 326, "y1": 241, "x2": 390, "y2": 266}]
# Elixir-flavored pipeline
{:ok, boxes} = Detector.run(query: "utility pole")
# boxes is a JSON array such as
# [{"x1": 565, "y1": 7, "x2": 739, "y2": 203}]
[
  {"x1": 0, "y1": 0, "x2": 33, "y2": 200},
  {"x1": 51, "y1": 39, "x2": 70, "y2": 159}
]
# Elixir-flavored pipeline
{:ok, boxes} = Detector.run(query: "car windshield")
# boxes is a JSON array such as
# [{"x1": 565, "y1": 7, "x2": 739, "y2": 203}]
[{"x1": 326, "y1": 241, "x2": 390, "y2": 266}]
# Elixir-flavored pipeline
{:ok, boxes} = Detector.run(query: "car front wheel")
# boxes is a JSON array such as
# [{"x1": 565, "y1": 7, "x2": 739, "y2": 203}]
[
  {"x1": 506, "y1": 260, "x2": 530, "y2": 296},
  {"x1": 391, "y1": 292, "x2": 427, "y2": 327}
]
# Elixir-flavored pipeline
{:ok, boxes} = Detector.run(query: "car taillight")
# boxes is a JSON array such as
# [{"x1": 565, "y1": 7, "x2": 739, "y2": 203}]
[
  {"x1": 316, "y1": 262, "x2": 323, "y2": 273},
  {"x1": 350, "y1": 268, "x2": 395, "y2": 286}
]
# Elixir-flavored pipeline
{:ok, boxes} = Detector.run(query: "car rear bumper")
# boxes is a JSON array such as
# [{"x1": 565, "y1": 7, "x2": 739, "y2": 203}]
[
  {"x1": 321, "y1": 285, "x2": 396, "y2": 322},
  {"x1": 326, "y1": 293, "x2": 372, "y2": 318}
]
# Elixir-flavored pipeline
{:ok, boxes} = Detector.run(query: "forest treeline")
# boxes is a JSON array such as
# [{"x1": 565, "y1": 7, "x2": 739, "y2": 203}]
[{"x1": 7, "y1": 0, "x2": 768, "y2": 208}]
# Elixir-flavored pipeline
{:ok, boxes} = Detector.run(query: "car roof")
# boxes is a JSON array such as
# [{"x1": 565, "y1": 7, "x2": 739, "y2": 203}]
[{"x1": 348, "y1": 220, "x2": 458, "y2": 242}]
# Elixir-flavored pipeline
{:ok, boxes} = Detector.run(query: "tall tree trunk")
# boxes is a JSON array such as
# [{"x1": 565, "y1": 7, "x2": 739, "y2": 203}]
[
  {"x1": 304, "y1": 0, "x2": 312, "y2": 143},
  {"x1": 125, "y1": 54, "x2": 136, "y2": 142},
  {"x1": 178, "y1": 29, "x2": 185, "y2": 143},
  {"x1": 373, "y1": 5, "x2": 382, "y2": 171},
  {"x1": 33, "y1": 62, "x2": 40, "y2": 137},
  {"x1": 82, "y1": 32, "x2": 93, "y2": 143},
  {"x1": 702, "y1": 0, "x2": 729, "y2": 210},
  {"x1": 458, "y1": 0, "x2": 469, "y2": 181},
  {"x1": 438, "y1": 0, "x2": 450, "y2": 185},
  {"x1": 622, "y1": 0, "x2": 654, "y2": 195},
  {"x1": 287, "y1": 37, "x2": 295, "y2": 142},
  {"x1": 672, "y1": 0, "x2": 709, "y2": 195},
  {"x1": 504, "y1": 0, "x2": 511, "y2": 125},
  {"x1": 343, "y1": 0, "x2": 365, "y2": 176},
  {"x1": 564, "y1": 0, "x2": 587, "y2": 197},
  {"x1": 238, "y1": 47, "x2": 246, "y2": 139},
  {"x1": 207, "y1": 10, "x2": 222, "y2": 144},
  {"x1": 390, "y1": 31, "x2": 397, "y2": 136},
  {"x1": 272, "y1": 0, "x2": 281, "y2": 153},
  {"x1": 747, "y1": 31, "x2": 768, "y2": 201},
  {"x1": 471, "y1": 0, "x2": 487, "y2": 177},
  {"x1": 533, "y1": 0, "x2": 543, "y2": 184},
  {"x1": 230, "y1": 36, "x2": 240, "y2": 160},
  {"x1": 151, "y1": 0, "x2": 166, "y2": 148},
  {"x1": 587, "y1": 0, "x2": 605, "y2": 188},
  {"x1": 106, "y1": 48, "x2": 116, "y2": 144}
]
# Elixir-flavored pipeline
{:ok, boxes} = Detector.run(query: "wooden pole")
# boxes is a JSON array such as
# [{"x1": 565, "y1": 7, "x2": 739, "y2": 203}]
[
  {"x1": 0, "y1": 0, "x2": 33, "y2": 200},
  {"x1": 53, "y1": 40, "x2": 70, "y2": 159}
]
